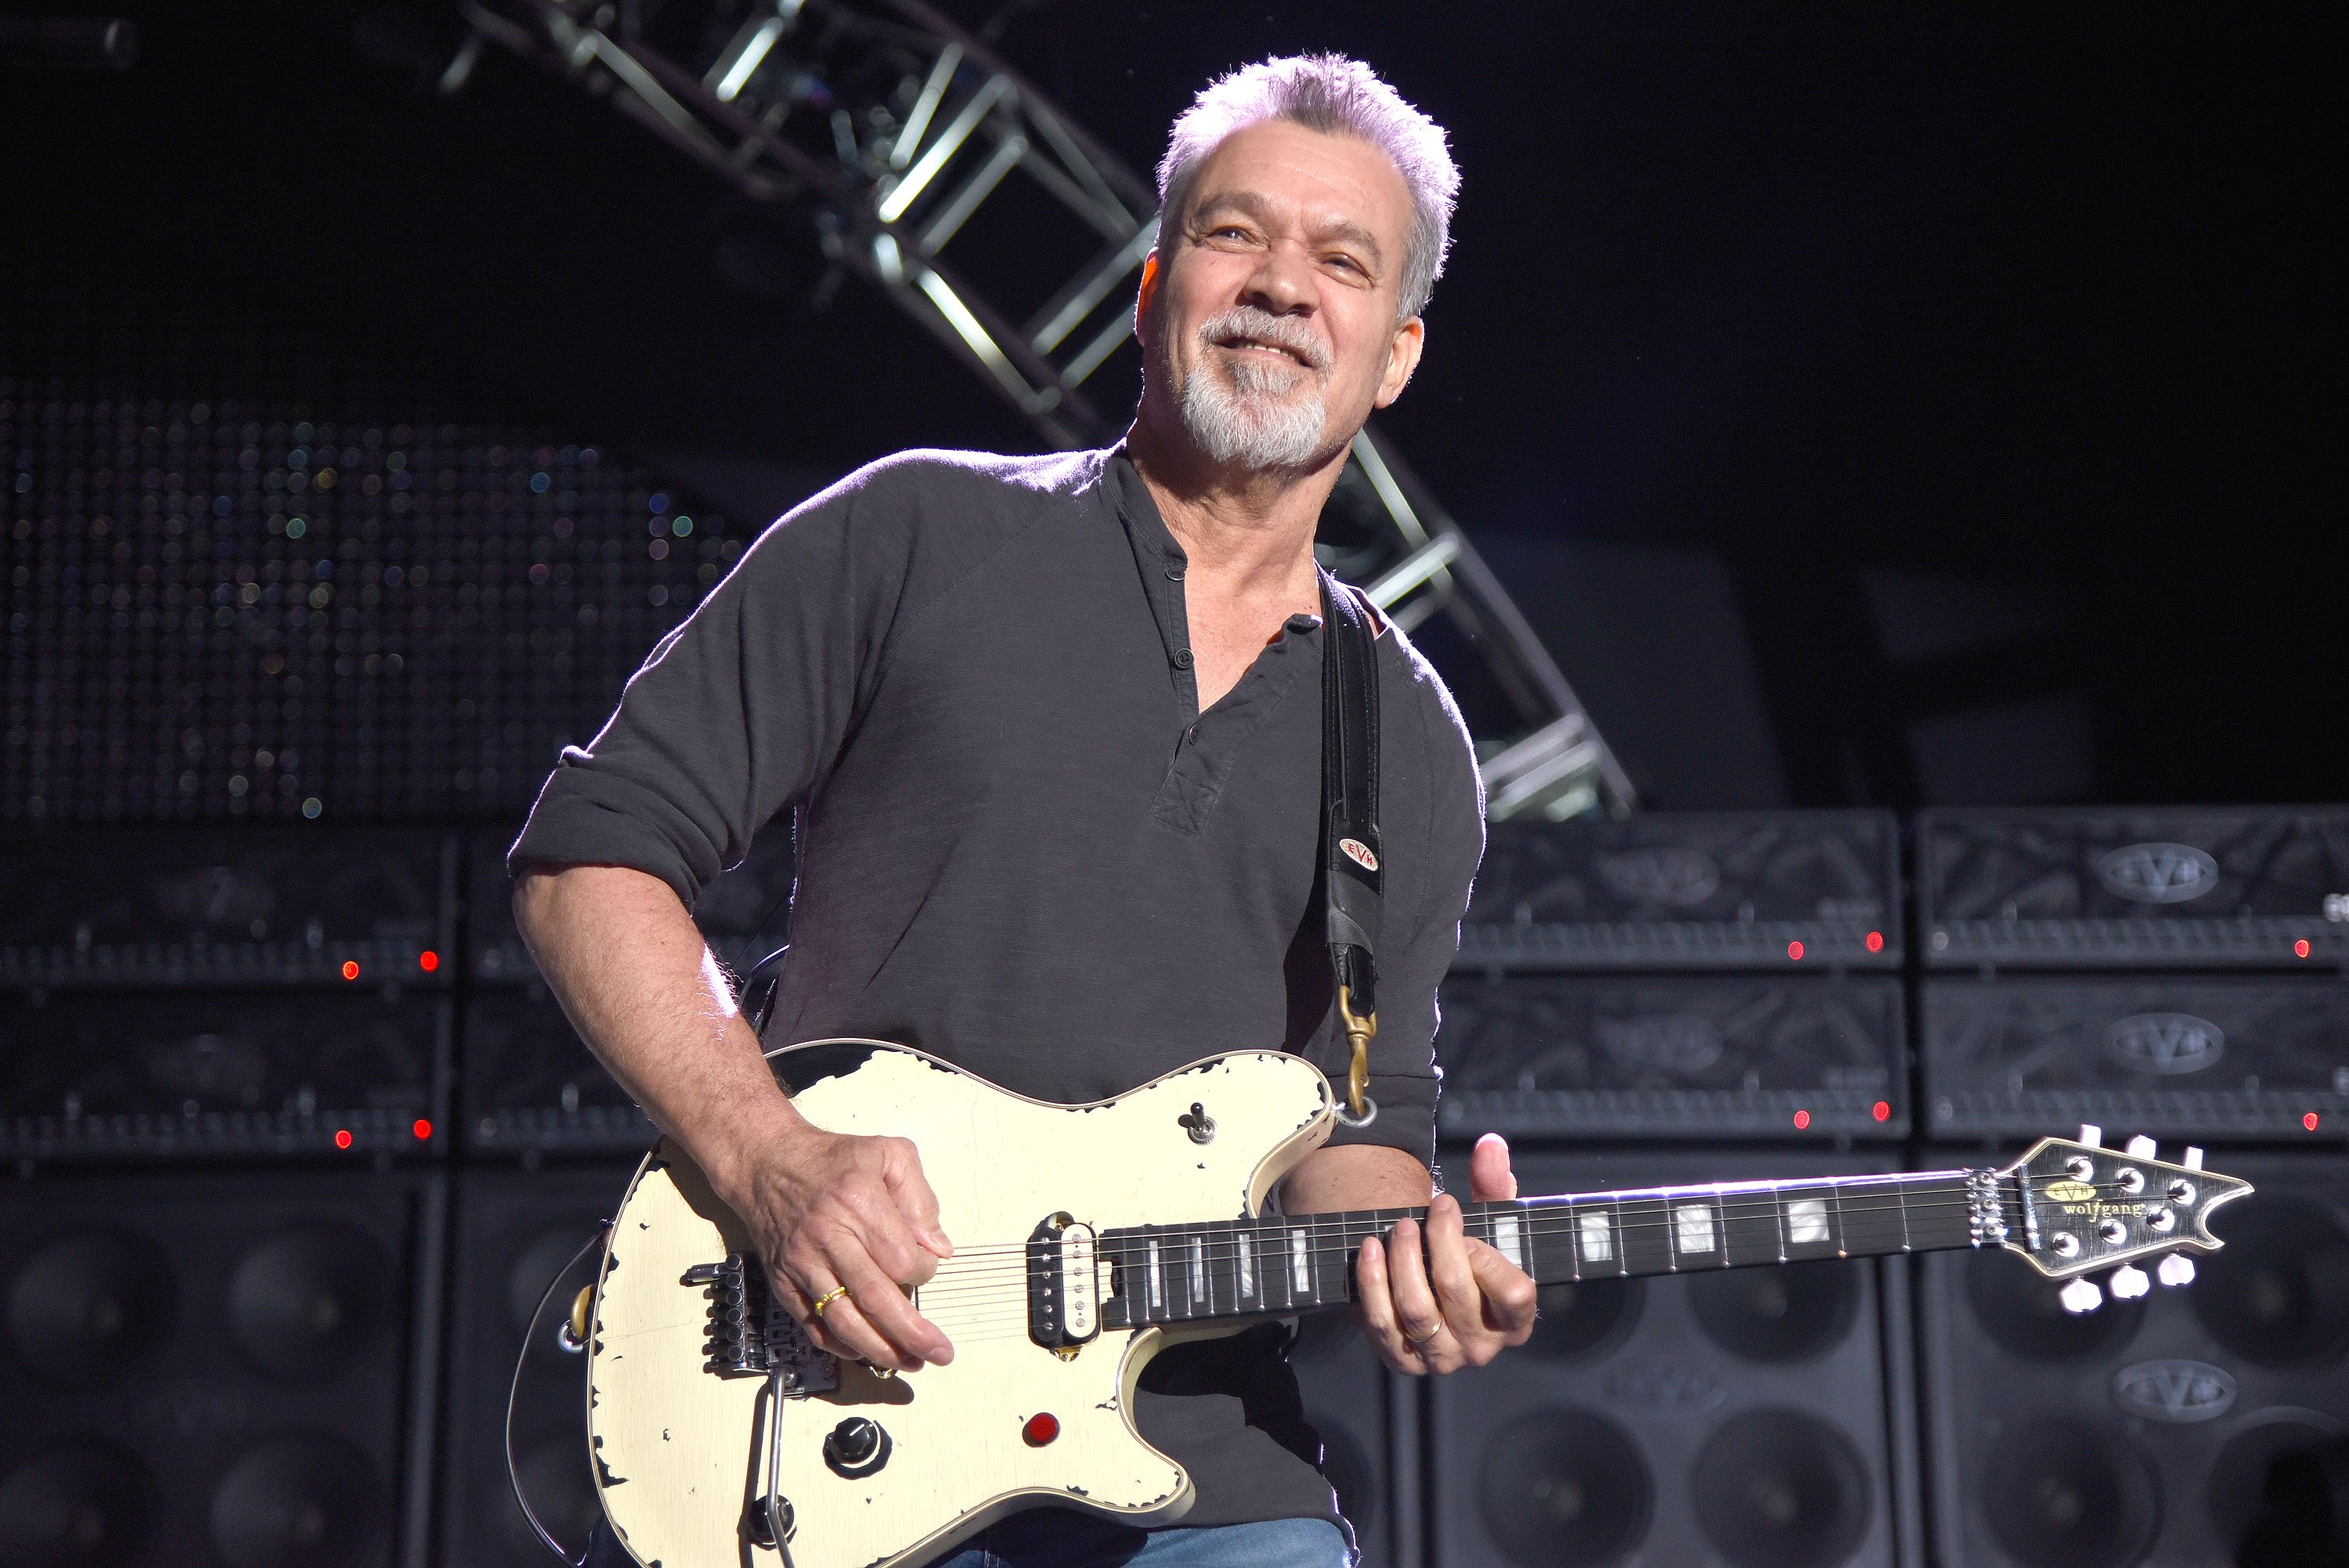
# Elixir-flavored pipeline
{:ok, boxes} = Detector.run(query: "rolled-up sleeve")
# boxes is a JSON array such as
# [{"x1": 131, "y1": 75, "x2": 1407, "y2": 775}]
[
  {"x1": 507, "y1": 462, "x2": 911, "y2": 907},
  {"x1": 1320, "y1": 655, "x2": 1486, "y2": 1165}
]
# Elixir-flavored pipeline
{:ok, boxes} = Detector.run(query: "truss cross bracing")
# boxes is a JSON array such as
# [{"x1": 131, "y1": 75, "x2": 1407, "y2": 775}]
[{"x1": 455, "y1": 0, "x2": 1633, "y2": 816}]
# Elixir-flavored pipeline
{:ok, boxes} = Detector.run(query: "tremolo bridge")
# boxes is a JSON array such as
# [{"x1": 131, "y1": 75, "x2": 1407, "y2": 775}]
[{"x1": 683, "y1": 1254, "x2": 839, "y2": 1393}]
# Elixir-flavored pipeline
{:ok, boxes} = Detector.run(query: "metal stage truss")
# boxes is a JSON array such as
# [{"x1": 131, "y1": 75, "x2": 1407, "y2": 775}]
[{"x1": 449, "y1": 0, "x2": 1634, "y2": 817}]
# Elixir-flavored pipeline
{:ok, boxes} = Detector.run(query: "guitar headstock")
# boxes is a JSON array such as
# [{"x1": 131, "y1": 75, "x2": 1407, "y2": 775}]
[{"x1": 1995, "y1": 1125, "x2": 2253, "y2": 1314}]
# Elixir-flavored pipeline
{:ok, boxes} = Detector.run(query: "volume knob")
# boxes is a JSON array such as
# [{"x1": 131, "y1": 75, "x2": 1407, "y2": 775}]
[{"x1": 823, "y1": 1417, "x2": 890, "y2": 1477}]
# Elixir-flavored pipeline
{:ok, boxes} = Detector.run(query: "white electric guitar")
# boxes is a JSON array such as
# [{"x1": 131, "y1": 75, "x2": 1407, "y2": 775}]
[{"x1": 571, "y1": 1040, "x2": 2250, "y2": 1568}]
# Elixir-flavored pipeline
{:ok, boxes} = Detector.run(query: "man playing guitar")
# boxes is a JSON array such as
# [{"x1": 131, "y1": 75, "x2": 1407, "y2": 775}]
[{"x1": 512, "y1": 53, "x2": 1537, "y2": 1567}]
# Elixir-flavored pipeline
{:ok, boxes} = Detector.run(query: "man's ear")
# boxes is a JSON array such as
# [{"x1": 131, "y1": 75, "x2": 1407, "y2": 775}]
[
  {"x1": 1133, "y1": 251, "x2": 1161, "y2": 337},
  {"x1": 1373, "y1": 315, "x2": 1425, "y2": 409}
]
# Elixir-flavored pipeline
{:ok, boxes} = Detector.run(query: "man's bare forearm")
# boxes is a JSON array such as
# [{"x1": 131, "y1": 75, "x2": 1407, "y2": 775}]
[
  {"x1": 512, "y1": 863, "x2": 806, "y2": 1202},
  {"x1": 1280, "y1": 1143, "x2": 1435, "y2": 1213}
]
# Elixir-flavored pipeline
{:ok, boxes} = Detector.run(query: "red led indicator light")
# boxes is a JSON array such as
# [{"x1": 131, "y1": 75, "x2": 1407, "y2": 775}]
[
  {"x1": 1788, "y1": 940, "x2": 1806, "y2": 961},
  {"x1": 333, "y1": 1129, "x2": 354, "y2": 1150},
  {"x1": 2295, "y1": 939, "x2": 2312, "y2": 959},
  {"x1": 2308, "y1": 1112, "x2": 2322, "y2": 1132},
  {"x1": 1793, "y1": 1109, "x2": 1812, "y2": 1130},
  {"x1": 1022, "y1": 1413, "x2": 1059, "y2": 1447},
  {"x1": 1864, "y1": 931, "x2": 1885, "y2": 953},
  {"x1": 413, "y1": 1119, "x2": 433, "y2": 1141},
  {"x1": 1872, "y1": 1101, "x2": 1892, "y2": 1123},
  {"x1": 341, "y1": 960, "x2": 361, "y2": 980},
  {"x1": 418, "y1": 950, "x2": 440, "y2": 972}
]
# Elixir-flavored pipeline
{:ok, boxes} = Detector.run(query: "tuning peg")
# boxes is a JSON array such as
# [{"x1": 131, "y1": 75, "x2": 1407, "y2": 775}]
[
  {"x1": 2183, "y1": 1146, "x2": 2206, "y2": 1171},
  {"x1": 2157, "y1": 1254, "x2": 2197, "y2": 1288},
  {"x1": 2058, "y1": 1278, "x2": 2104, "y2": 1315},
  {"x1": 2125, "y1": 1135, "x2": 2156, "y2": 1159},
  {"x1": 2109, "y1": 1264, "x2": 2150, "y2": 1299},
  {"x1": 2078, "y1": 1123, "x2": 2104, "y2": 1148}
]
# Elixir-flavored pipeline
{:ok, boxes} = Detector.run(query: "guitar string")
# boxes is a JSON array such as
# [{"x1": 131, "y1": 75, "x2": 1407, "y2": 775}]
[
  {"x1": 896, "y1": 1175, "x2": 2145, "y2": 1292},
  {"x1": 857, "y1": 1188, "x2": 2147, "y2": 1314},
  {"x1": 891, "y1": 1194, "x2": 2069, "y2": 1317},
  {"x1": 799, "y1": 1169, "x2": 2154, "y2": 1272}
]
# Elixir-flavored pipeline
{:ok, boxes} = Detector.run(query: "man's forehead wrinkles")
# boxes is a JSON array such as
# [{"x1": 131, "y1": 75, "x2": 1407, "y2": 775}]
[{"x1": 1190, "y1": 188, "x2": 1387, "y2": 264}]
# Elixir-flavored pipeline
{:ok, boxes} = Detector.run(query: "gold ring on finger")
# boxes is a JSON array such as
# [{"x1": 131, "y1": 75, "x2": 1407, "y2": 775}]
[
  {"x1": 1404, "y1": 1321, "x2": 1441, "y2": 1345},
  {"x1": 810, "y1": 1285, "x2": 850, "y2": 1319}
]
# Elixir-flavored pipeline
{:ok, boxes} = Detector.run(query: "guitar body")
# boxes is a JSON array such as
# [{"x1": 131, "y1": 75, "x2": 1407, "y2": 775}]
[{"x1": 586, "y1": 1041, "x2": 1337, "y2": 1568}]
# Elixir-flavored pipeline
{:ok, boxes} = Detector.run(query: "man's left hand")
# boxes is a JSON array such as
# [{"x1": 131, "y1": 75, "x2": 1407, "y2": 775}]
[{"x1": 1355, "y1": 1132, "x2": 1538, "y2": 1374}]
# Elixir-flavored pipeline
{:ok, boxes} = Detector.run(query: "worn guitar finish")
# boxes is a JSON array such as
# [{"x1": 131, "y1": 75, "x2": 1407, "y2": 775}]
[{"x1": 581, "y1": 1043, "x2": 2249, "y2": 1568}]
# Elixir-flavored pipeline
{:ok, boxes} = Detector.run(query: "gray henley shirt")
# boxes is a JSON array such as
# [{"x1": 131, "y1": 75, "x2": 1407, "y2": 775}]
[{"x1": 509, "y1": 444, "x2": 1485, "y2": 1534}]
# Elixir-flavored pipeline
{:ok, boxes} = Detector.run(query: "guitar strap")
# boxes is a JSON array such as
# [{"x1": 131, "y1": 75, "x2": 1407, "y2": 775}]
[{"x1": 1319, "y1": 575, "x2": 1383, "y2": 1125}]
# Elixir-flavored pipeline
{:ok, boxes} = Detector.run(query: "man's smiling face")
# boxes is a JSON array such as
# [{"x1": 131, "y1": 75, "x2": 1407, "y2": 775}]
[{"x1": 1142, "y1": 117, "x2": 1424, "y2": 471}]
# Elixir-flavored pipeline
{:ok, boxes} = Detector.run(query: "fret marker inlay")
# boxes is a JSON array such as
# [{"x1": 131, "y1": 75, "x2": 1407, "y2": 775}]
[
  {"x1": 1189, "y1": 1236, "x2": 1205, "y2": 1303},
  {"x1": 1495, "y1": 1212, "x2": 1524, "y2": 1268},
  {"x1": 1290, "y1": 1230, "x2": 1311, "y2": 1293},
  {"x1": 1238, "y1": 1234, "x2": 1254, "y2": 1300},
  {"x1": 1675, "y1": 1204, "x2": 1716, "y2": 1255},
  {"x1": 1147, "y1": 1238, "x2": 1164, "y2": 1311},
  {"x1": 1578, "y1": 1212, "x2": 1614, "y2": 1263},
  {"x1": 1788, "y1": 1199, "x2": 1829, "y2": 1245}
]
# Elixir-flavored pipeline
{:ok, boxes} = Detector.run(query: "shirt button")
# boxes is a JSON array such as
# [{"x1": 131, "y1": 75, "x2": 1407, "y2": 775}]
[
  {"x1": 1172, "y1": 649, "x2": 1194, "y2": 669},
  {"x1": 1286, "y1": 613, "x2": 1323, "y2": 634},
  {"x1": 1166, "y1": 566, "x2": 1185, "y2": 582}
]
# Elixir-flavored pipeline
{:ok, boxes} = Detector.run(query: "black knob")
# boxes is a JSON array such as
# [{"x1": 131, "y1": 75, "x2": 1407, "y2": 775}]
[
  {"x1": 743, "y1": 1494, "x2": 794, "y2": 1545},
  {"x1": 823, "y1": 1417, "x2": 889, "y2": 1476}
]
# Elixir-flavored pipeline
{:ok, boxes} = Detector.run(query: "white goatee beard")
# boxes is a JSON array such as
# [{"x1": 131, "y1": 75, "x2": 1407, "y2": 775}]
[{"x1": 1174, "y1": 319, "x2": 1331, "y2": 471}]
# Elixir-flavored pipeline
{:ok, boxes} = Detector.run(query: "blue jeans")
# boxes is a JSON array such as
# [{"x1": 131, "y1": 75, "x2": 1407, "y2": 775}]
[{"x1": 930, "y1": 1512, "x2": 1353, "y2": 1568}]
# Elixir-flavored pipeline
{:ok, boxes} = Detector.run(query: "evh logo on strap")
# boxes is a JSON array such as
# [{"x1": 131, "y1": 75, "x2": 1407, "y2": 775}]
[
  {"x1": 1339, "y1": 838, "x2": 1379, "y2": 873},
  {"x1": 2095, "y1": 842, "x2": 2221, "y2": 904}
]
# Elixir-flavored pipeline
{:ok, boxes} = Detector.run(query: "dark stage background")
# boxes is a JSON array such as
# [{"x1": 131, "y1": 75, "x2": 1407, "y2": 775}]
[{"x1": 3, "y1": 5, "x2": 2346, "y2": 1568}]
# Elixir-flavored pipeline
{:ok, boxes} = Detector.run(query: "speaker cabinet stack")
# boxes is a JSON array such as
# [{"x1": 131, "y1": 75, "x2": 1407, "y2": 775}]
[
  {"x1": 438, "y1": 1162, "x2": 633, "y2": 1566},
  {"x1": 1433, "y1": 812, "x2": 1915, "y2": 1568},
  {"x1": 1289, "y1": 1310, "x2": 1422, "y2": 1568},
  {"x1": 1426, "y1": 1149, "x2": 1923, "y2": 1568},
  {"x1": 0, "y1": 1167, "x2": 444, "y2": 1567},
  {"x1": 1917, "y1": 808, "x2": 2349, "y2": 1566}
]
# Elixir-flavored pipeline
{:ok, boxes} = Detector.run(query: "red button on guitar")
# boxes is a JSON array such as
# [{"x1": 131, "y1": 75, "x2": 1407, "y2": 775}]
[{"x1": 1023, "y1": 1413, "x2": 1059, "y2": 1447}]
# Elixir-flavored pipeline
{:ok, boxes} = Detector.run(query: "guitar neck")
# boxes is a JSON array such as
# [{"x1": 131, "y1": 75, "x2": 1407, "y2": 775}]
[{"x1": 1095, "y1": 1167, "x2": 2001, "y2": 1331}]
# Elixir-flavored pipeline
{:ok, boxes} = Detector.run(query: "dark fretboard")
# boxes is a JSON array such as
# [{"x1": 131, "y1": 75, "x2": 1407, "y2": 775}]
[{"x1": 1096, "y1": 1168, "x2": 1988, "y2": 1331}]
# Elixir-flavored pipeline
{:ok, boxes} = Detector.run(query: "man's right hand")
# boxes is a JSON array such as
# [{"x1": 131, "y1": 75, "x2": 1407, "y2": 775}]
[{"x1": 721, "y1": 1122, "x2": 956, "y2": 1371}]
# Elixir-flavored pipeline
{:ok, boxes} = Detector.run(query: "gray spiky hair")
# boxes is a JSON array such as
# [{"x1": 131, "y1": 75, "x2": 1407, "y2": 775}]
[{"x1": 1156, "y1": 54, "x2": 1460, "y2": 319}]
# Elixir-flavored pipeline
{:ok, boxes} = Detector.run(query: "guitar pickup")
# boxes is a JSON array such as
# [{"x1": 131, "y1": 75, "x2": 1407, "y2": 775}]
[
  {"x1": 1027, "y1": 1216, "x2": 1101, "y2": 1351},
  {"x1": 683, "y1": 1254, "x2": 838, "y2": 1393}
]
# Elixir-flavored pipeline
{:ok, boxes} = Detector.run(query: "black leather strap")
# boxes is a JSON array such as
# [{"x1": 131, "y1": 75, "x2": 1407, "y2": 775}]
[{"x1": 1321, "y1": 575, "x2": 1381, "y2": 1043}]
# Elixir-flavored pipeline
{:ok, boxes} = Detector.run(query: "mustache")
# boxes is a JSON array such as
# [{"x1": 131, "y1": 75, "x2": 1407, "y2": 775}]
[{"x1": 1194, "y1": 308, "x2": 1331, "y2": 372}]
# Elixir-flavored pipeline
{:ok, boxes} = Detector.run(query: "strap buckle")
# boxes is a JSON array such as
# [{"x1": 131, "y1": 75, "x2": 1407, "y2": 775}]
[{"x1": 1334, "y1": 984, "x2": 1378, "y2": 1127}]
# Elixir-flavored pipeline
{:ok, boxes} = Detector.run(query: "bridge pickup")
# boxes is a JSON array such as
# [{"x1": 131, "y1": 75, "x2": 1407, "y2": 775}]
[
  {"x1": 683, "y1": 1254, "x2": 838, "y2": 1393},
  {"x1": 1027, "y1": 1216, "x2": 1101, "y2": 1351}
]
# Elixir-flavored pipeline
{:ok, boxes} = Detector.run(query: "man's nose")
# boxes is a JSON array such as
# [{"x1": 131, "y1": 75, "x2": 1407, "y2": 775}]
[{"x1": 1236, "y1": 238, "x2": 1317, "y2": 318}]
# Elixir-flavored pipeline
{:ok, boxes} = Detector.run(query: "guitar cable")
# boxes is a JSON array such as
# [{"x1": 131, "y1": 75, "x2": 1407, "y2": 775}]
[{"x1": 507, "y1": 1222, "x2": 614, "y2": 1566}]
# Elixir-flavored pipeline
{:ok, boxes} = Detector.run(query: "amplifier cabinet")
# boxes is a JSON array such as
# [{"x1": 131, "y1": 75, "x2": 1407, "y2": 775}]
[
  {"x1": 1460, "y1": 812, "x2": 1900, "y2": 972},
  {"x1": 1921, "y1": 976, "x2": 2349, "y2": 1141},
  {"x1": 1436, "y1": 975, "x2": 1907, "y2": 1141},
  {"x1": 0, "y1": 826, "x2": 457, "y2": 988},
  {"x1": 1921, "y1": 1150, "x2": 2349, "y2": 1567},
  {"x1": 0, "y1": 1167, "x2": 443, "y2": 1567},
  {"x1": 1918, "y1": 808, "x2": 2349, "y2": 970},
  {"x1": 0, "y1": 986, "x2": 449, "y2": 1161},
  {"x1": 1427, "y1": 1148, "x2": 1919, "y2": 1568}
]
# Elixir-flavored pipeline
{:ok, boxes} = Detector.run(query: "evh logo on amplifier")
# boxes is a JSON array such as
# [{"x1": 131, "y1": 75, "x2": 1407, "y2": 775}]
[
  {"x1": 2112, "y1": 1359, "x2": 2236, "y2": 1423},
  {"x1": 1604, "y1": 1357, "x2": 1726, "y2": 1410},
  {"x1": 1598, "y1": 1015, "x2": 1725, "y2": 1075},
  {"x1": 2095, "y1": 842, "x2": 2220, "y2": 904},
  {"x1": 1596, "y1": 848, "x2": 1719, "y2": 907},
  {"x1": 2105, "y1": 1013, "x2": 2225, "y2": 1075}
]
